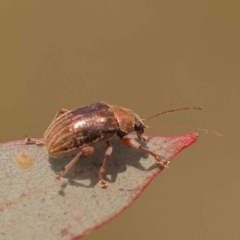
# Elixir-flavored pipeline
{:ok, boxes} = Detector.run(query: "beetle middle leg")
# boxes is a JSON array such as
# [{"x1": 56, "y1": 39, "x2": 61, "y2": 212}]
[
  {"x1": 121, "y1": 136, "x2": 170, "y2": 167},
  {"x1": 56, "y1": 146, "x2": 94, "y2": 180},
  {"x1": 99, "y1": 140, "x2": 113, "y2": 188}
]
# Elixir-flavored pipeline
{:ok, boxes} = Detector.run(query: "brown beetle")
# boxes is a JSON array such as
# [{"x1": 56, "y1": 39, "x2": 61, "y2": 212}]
[{"x1": 26, "y1": 102, "x2": 203, "y2": 188}]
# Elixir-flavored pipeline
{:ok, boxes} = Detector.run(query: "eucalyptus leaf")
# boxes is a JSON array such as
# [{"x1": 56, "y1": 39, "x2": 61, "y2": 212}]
[{"x1": 0, "y1": 133, "x2": 198, "y2": 240}]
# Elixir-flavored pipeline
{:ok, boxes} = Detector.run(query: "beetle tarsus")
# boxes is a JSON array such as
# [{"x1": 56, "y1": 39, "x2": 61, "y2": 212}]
[
  {"x1": 157, "y1": 158, "x2": 170, "y2": 168},
  {"x1": 56, "y1": 147, "x2": 94, "y2": 180},
  {"x1": 56, "y1": 168, "x2": 69, "y2": 180},
  {"x1": 122, "y1": 137, "x2": 168, "y2": 166},
  {"x1": 24, "y1": 135, "x2": 44, "y2": 146},
  {"x1": 56, "y1": 175, "x2": 61, "y2": 180},
  {"x1": 98, "y1": 141, "x2": 112, "y2": 189},
  {"x1": 25, "y1": 135, "x2": 36, "y2": 145},
  {"x1": 137, "y1": 133, "x2": 146, "y2": 141},
  {"x1": 100, "y1": 180, "x2": 108, "y2": 188}
]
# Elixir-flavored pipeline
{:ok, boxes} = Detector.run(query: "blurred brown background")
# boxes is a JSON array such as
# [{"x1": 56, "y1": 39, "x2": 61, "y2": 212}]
[{"x1": 1, "y1": 1, "x2": 239, "y2": 239}]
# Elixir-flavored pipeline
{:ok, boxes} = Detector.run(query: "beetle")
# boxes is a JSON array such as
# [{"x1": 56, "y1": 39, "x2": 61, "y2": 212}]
[{"x1": 25, "y1": 101, "x2": 202, "y2": 188}]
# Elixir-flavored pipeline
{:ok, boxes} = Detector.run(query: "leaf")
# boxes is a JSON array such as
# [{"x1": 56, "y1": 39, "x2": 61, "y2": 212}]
[{"x1": 0, "y1": 133, "x2": 198, "y2": 240}]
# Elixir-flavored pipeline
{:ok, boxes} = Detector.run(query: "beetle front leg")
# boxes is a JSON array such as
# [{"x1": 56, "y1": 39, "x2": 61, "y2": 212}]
[
  {"x1": 137, "y1": 132, "x2": 146, "y2": 141},
  {"x1": 121, "y1": 137, "x2": 170, "y2": 167},
  {"x1": 56, "y1": 146, "x2": 94, "y2": 180},
  {"x1": 99, "y1": 141, "x2": 113, "y2": 188}
]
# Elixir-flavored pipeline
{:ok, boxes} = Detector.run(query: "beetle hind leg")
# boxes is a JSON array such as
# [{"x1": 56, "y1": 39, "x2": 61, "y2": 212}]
[
  {"x1": 43, "y1": 108, "x2": 70, "y2": 136},
  {"x1": 121, "y1": 137, "x2": 170, "y2": 168},
  {"x1": 56, "y1": 146, "x2": 94, "y2": 180},
  {"x1": 99, "y1": 141, "x2": 113, "y2": 188},
  {"x1": 24, "y1": 135, "x2": 45, "y2": 146},
  {"x1": 50, "y1": 108, "x2": 69, "y2": 122},
  {"x1": 25, "y1": 109, "x2": 70, "y2": 145}
]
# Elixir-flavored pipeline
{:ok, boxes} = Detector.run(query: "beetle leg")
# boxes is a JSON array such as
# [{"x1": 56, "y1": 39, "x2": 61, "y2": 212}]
[
  {"x1": 121, "y1": 137, "x2": 170, "y2": 167},
  {"x1": 137, "y1": 133, "x2": 146, "y2": 141},
  {"x1": 25, "y1": 109, "x2": 70, "y2": 145},
  {"x1": 51, "y1": 108, "x2": 69, "y2": 122},
  {"x1": 24, "y1": 135, "x2": 45, "y2": 145},
  {"x1": 43, "y1": 108, "x2": 70, "y2": 136},
  {"x1": 99, "y1": 141, "x2": 113, "y2": 188},
  {"x1": 56, "y1": 151, "x2": 83, "y2": 180},
  {"x1": 56, "y1": 146, "x2": 94, "y2": 180}
]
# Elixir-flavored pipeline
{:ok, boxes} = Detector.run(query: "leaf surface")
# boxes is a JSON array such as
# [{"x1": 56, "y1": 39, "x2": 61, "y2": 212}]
[{"x1": 0, "y1": 133, "x2": 198, "y2": 240}]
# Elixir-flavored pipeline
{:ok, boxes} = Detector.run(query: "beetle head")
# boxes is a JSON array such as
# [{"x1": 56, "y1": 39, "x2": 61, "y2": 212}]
[
  {"x1": 112, "y1": 106, "x2": 147, "y2": 139},
  {"x1": 112, "y1": 105, "x2": 220, "y2": 140}
]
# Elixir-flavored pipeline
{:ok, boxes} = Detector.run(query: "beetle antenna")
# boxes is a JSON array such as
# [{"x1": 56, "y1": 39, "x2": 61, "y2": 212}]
[
  {"x1": 142, "y1": 107, "x2": 202, "y2": 122},
  {"x1": 148, "y1": 125, "x2": 222, "y2": 137}
]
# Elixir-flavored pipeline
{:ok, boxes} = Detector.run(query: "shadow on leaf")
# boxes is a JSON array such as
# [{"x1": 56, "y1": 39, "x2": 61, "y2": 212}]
[{"x1": 49, "y1": 137, "x2": 153, "y2": 190}]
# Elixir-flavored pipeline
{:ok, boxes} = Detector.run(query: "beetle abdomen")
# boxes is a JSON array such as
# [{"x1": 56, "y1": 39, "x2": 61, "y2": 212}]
[{"x1": 44, "y1": 102, "x2": 119, "y2": 157}]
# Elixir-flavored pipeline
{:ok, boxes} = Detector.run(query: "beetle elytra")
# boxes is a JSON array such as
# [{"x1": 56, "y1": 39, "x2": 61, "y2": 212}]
[{"x1": 25, "y1": 101, "x2": 203, "y2": 188}]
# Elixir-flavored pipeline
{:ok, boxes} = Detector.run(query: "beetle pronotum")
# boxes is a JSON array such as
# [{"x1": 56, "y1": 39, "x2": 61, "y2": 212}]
[{"x1": 25, "y1": 102, "x2": 216, "y2": 188}]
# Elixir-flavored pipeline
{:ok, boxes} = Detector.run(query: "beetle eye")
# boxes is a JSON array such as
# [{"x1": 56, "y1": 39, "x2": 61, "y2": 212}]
[{"x1": 134, "y1": 121, "x2": 144, "y2": 131}]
